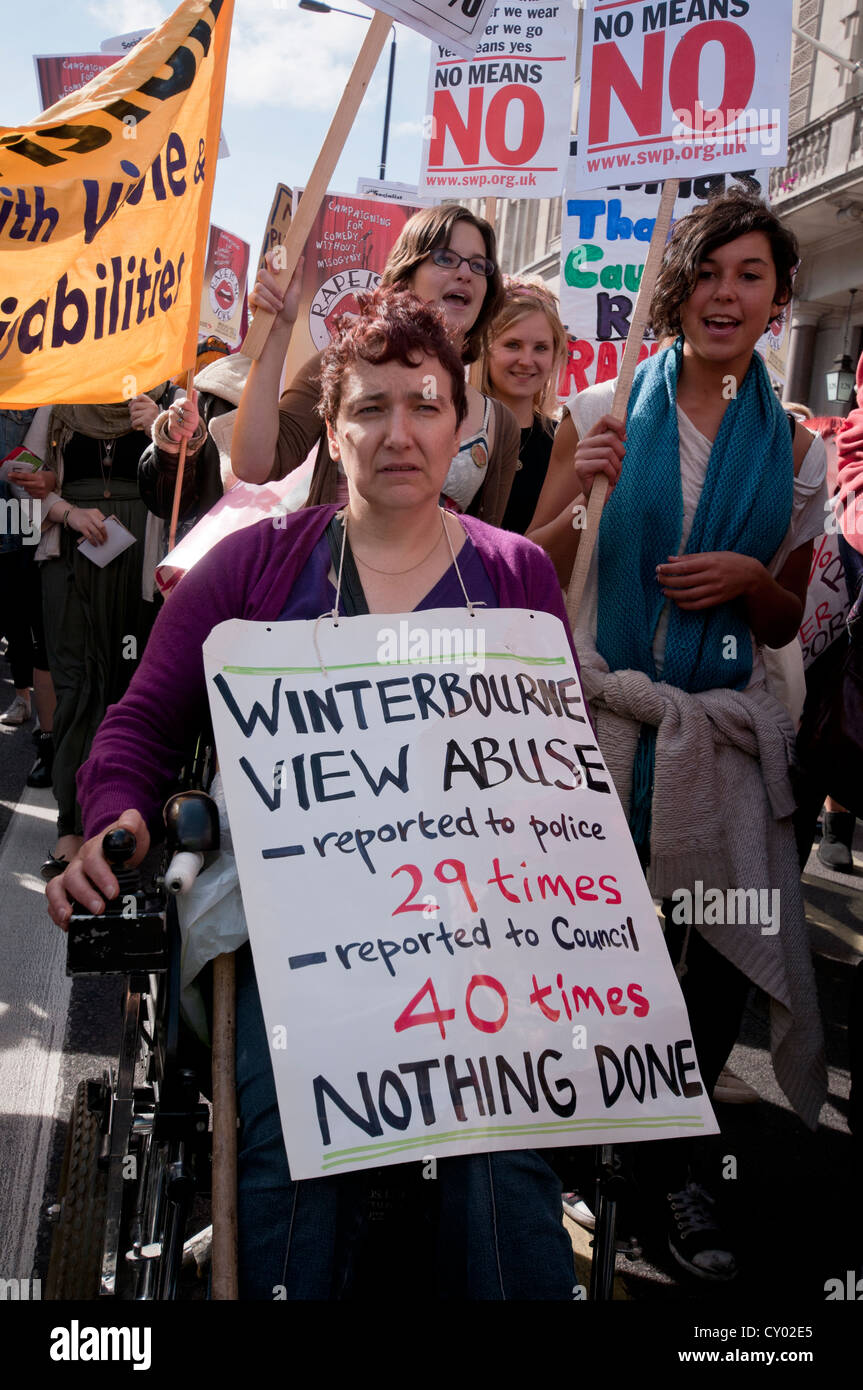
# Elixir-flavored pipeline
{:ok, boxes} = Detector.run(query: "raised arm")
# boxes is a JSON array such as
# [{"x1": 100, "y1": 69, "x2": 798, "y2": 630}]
[
  {"x1": 231, "y1": 254, "x2": 304, "y2": 484},
  {"x1": 526, "y1": 411, "x2": 625, "y2": 585}
]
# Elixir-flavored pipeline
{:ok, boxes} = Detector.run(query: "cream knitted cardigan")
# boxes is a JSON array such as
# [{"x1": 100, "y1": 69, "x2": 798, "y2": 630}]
[{"x1": 576, "y1": 626, "x2": 826, "y2": 1130}]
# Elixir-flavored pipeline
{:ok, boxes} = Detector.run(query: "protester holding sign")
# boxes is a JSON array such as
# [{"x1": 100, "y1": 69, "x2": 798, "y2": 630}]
[
  {"x1": 479, "y1": 276, "x2": 566, "y2": 535},
  {"x1": 47, "y1": 289, "x2": 578, "y2": 1299},
  {"x1": 227, "y1": 204, "x2": 520, "y2": 525},
  {"x1": 532, "y1": 191, "x2": 828, "y2": 1280}
]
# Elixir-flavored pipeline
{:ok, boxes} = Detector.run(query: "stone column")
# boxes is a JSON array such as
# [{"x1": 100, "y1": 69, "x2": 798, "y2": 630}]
[{"x1": 783, "y1": 302, "x2": 822, "y2": 406}]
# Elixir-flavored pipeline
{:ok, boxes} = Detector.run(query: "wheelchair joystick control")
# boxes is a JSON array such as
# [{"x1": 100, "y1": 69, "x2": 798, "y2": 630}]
[
  {"x1": 162, "y1": 791, "x2": 220, "y2": 895},
  {"x1": 103, "y1": 827, "x2": 136, "y2": 867},
  {"x1": 102, "y1": 827, "x2": 140, "y2": 897},
  {"x1": 67, "y1": 827, "x2": 167, "y2": 977}
]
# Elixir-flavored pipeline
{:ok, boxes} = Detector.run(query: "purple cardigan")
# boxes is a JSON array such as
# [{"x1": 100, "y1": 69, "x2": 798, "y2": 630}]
[{"x1": 77, "y1": 505, "x2": 578, "y2": 837}]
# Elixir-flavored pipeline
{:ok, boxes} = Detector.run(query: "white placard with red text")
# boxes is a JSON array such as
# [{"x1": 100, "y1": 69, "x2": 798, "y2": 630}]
[
  {"x1": 205, "y1": 608, "x2": 716, "y2": 1180},
  {"x1": 419, "y1": 1, "x2": 578, "y2": 199},
  {"x1": 575, "y1": 0, "x2": 792, "y2": 192}
]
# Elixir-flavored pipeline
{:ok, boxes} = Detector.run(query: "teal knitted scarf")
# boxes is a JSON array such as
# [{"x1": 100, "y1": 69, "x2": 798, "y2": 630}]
[{"x1": 596, "y1": 338, "x2": 794, "y2": 842}]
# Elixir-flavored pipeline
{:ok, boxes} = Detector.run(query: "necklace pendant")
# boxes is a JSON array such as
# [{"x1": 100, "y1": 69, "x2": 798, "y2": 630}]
[{"x1": 103, "y1": 488, "x2": 111, "y2": 498}]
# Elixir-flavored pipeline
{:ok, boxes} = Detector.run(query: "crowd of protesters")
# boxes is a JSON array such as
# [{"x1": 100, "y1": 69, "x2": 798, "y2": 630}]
[{"x1": 3, "y1": 194, "x2": 862, "y2": 1297}]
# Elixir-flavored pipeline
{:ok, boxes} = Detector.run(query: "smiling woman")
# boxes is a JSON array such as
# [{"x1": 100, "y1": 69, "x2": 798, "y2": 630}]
[
  {"x1": 478, "y1": 276, "x2": 567, "y2": 534},
  {"x1": 526, "y1": 188, "x2": 829, "y2": 1283}
]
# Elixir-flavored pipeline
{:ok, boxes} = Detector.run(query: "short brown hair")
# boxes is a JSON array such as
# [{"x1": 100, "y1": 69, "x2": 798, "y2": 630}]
[
  {"x1": 317, "y1": 287, "x2": 468, "y2": 428},
  {"x1": 380, "y1": 203, "x2": 504, "y2": 364},
  {"x1": 479, "y1": 276, "x2": 567, "y2": 422},
  {"x1": 650, "y1": 189, "x2": 799, "y2": 341}
]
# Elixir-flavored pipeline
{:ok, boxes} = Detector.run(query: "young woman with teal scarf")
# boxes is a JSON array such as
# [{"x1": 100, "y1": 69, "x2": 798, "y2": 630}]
[{"x1": 530, "y1": 191, "x2": 828, "y2": 1283}]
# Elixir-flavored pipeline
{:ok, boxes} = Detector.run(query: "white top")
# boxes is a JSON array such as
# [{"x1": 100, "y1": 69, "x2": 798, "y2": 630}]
[{"x1": 569, "y1": 378, "x2": 828, "y2": 689}]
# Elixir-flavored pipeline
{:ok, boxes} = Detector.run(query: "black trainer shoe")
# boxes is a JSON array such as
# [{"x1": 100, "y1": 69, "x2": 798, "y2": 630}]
[
  {"x1": 666, "y1": 1182, "x2": 738, "y2": 1281},
  {"x1": 817, "y1": 812, "x2": 855, "y2": 871},
  {"x1": 27, "y1": 733, "x2": 54, "y2": 789}
]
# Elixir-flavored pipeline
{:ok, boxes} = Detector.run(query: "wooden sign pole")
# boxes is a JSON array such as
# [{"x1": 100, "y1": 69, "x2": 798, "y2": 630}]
[
  {"x1": 242, "y1": 11, "x2": 392, "y2": 360},
  {"x1": 211, "y1": 951, "x2": 238, "y2": 1300},
  {"x1": 168, "y1": 372, "x2": 195, "y2": 551},
  {"x1": 565, "y1": 177, "x2": 679, "y2": 627}
]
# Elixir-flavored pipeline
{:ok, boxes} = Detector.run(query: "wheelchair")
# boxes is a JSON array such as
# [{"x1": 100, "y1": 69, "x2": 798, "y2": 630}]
[
  {"x1": 44, "y1": 761, "x2": 623, "y2": 1300},
  {"x1": 46, "y1": 772, "x2": 221, "y2": 1301}
]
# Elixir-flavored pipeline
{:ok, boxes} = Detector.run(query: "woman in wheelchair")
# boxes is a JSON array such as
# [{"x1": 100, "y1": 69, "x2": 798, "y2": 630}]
[{"x1": 47, "y1": 287, "x2": 578, "y2": 1300}]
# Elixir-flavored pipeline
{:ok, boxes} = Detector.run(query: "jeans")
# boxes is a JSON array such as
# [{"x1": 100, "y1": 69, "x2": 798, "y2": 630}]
[
  {"x1": 234, "y1": 944, "x2": 575, "y2": 1300},
  {"x1": 0, "y1": 409, "x2": 35, "y2": 462}
]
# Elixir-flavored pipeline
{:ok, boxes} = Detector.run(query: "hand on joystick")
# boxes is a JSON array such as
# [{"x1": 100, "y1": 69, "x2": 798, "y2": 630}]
[{"x1": 46, "y1": 810, "x2": 150, "y2": 931}]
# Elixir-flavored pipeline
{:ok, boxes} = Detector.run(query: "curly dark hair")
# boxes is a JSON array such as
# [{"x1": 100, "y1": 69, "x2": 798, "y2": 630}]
[
  {"x1": 379, "y1": 203, "x2": 504, "y2": 364},
  {"x1": 650, "y1": 189, "x2": 799, "y2": 341},
  {"x1": 317, "y1": 287, "x2": 468, "y2": 428}
]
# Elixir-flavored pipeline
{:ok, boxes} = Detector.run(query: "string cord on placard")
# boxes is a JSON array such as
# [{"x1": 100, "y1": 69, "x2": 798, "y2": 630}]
[
  {"x1": 439, "y1": 506, "x2": 487, "y2": 620},
  {"x1": 313, "y1": 506, "x2": 486, "y2": 675},
  {"x1": 313, "y1": 508, "x2": 350, "y2": 676}
]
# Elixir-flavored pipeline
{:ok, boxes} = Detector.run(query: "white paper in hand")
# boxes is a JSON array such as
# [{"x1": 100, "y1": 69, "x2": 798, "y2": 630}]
[{"x1": 77, "y1": 515, "x2": 137, "y2": 568}]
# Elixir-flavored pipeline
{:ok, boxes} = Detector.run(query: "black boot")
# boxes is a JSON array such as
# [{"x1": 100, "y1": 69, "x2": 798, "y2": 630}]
[
  {"x1": 27, "y1": 732, "x2": 54, "y2": 789},
  {"x1": 818, "y1": 812, "x2": 856, "y2": 871}
]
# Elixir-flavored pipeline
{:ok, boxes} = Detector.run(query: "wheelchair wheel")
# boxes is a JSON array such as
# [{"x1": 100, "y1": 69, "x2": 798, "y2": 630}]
[{"x1": 46, "y1": 1079, "x2": 109, "y2": 1299}]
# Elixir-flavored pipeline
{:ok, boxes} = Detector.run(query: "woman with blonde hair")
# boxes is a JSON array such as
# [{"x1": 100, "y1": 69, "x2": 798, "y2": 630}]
[{"x1": 479, "y1": 276, "x2": 567, "y2": 534}]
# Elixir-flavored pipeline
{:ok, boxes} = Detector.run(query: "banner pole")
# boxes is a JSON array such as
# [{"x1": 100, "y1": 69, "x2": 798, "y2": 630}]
[
  {"x1": 242, "y1": 11, "x2": 392, "y2": 360},
  {"x1": 565, "y1": 177, "x2": 679, "y2": 627},
  {"x1": 168, "y1": 370, "x2": 195, "y2": 552}
]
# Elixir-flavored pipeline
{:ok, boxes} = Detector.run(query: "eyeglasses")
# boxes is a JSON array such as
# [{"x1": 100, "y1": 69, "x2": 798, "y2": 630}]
[{"x1": 428, "y1": 247, "x2": 496, "y2": 278}]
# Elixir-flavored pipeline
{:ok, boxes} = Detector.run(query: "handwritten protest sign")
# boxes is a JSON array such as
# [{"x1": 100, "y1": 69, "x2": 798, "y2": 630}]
[
  {"x1": 204, "y1": 608, "x2": 716, "y2": 1179},
  {"x1": 799, "y1": 527, "x2": 850, "y2": 670},
  {"x1": 282, "y1": 190, "x2": 422, "y2": 383},
  {"x1": 0, "y1": 0, "x2": 233, "y2": 407},
  {"x1": 575, "y1": 0, "x2": 792, "y2": 192},
  {"x1": 257, "y1": 183, "x2": 292, "y2": 274},
  {"x1": 199, "y1": 224, "x2": 249, "y2": 347},
  {"x1": 364, "y1": 0, "x2": 499, "y2": 59},
  {"x1": 558, "y1": 166, "x2": 769, "y2": 397},
  {"x1": 418, "y1": 1, "x2": 577, "y2": 200}
]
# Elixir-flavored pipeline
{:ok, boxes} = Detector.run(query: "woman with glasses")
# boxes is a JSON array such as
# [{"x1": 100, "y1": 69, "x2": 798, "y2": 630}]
[{"x1": 166, "y1": 206, "x2": 520, "y2": 527}]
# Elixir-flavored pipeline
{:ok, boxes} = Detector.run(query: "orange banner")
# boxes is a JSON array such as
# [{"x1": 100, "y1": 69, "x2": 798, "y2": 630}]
[{"x1": 0, "y1": 0, "x2": 234, "y2": 406}]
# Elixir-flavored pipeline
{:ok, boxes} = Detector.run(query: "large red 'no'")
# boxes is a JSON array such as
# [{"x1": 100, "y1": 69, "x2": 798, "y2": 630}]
[
  {"x1": 429, "y1": 84, "x2": 544, "y2": 168},
  {"x1": 588, "y1": 22, "x2": 756, "y2": 147}
]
